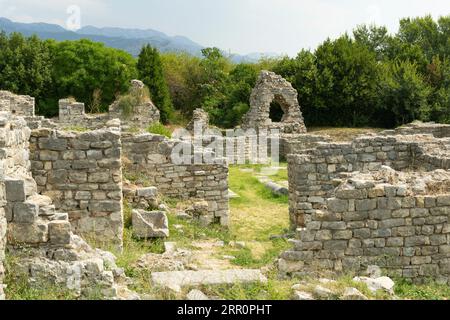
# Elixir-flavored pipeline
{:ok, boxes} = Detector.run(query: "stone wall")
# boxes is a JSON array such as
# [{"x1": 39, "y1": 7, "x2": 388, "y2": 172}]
[
  {"x1": 0, "y1": 91, "x2": 35, "y2": 116},
  {"x1": 382, "y1": 122, "x2": 450, "y2": 139},
  {"x1": 29, "y1": 127, "x2": 123, "y2": 249},
  {"x1": 280, "y1": 169, "x2": 450, "y2": 284},
  {"x1": 0, "y1": 112, "x2": 32, "y2": 299},
  {"x1": 242, "y1": 71, "x2": 307, "y2": 134},
  {"x1": 0, "y1": 105, "x2": 131, "y2": 299},
  {"x1": 57, "y1": 99, "x2": 112, "y2": 130},
  {"x1": 282, "y1": 133, "x2": 450, "y2": 283},
  {"x1": 122, "y1": 133, "x2": 229, "y2": 225},
  {"x1": 287, "y1": 135, "x2": 419, "y2": 228}
]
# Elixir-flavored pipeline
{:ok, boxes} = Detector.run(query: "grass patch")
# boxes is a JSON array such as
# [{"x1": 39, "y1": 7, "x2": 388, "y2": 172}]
[
  {"x1": 201, "y1": 270, "x2": 296, "y2": 300},
  {"x1": 147, "y1": 122, "x2": 173, "y2": 138},
  {"x1": 228, "y1": 165, "x2": 289, "y2": 241},
  {"x1": 63, "y1": 125, "x2": 89, "y2": 132},
  {"x1": 220, "y1": 239, "x2": 291, "y2": 269},
  {"x1": 308, "y1": 127, "x2": 383, "y2": 142},
  {"x1": 123, "y1": 171, "x2": 153, "y2": 187},
  {"x1": 394, "y1": 279, "x2": 450, "y2": 300},
  {"x1": 4, "y1": 254, "x2": 79, "y2": 300}
]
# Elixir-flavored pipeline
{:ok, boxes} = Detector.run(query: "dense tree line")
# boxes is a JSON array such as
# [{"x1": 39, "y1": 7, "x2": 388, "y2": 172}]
[
  {"x1": 0, "y1": 15, "x2": 449, "y2": 128},
  {"x1": 0, "y1": 33, "x2": 137, "y2": 117}
]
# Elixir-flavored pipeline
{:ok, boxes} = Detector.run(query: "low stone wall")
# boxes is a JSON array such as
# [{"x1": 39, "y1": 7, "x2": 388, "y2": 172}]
[
  {"x1": 280, "y1": 169, "x2": 450, "y2": 284},
  {"x1": 280, "y1": 134, "x2": 332, "y2": 160},
  {"x1": 122, "y1": 133, "x2": 229, "y2": 225},
  {"x1": 283, "y1": 132, "x2": 450, "y2": 283},
  {"x1": 0, "y1": 91, "x2": 35, "y2": 116},
  {"x1": 29, "y1": 127, "x2": 123, "y2": 249},
  {"x1": 382, "y1": 122, "x2": 450, "y2": 139},
  {"x1": 0, "y1": 112, "x2": 32, "y2": 299},
  {"x1": 57, "y1": 99, "x2": 112, "y2": 130},
  {"x1": 287, "y1": 136, "x2": 418, "y2": 228}
]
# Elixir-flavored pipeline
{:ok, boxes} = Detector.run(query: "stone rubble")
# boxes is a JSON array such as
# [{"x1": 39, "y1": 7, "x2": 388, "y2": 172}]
[{"x1": 151, "y1": 269, "x2": 268, "y2": 293}]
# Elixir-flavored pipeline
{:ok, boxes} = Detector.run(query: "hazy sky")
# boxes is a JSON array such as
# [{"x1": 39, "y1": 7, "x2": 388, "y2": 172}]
[{"x1": 0, "y1": 0, "x2": 449, "y2": 55}]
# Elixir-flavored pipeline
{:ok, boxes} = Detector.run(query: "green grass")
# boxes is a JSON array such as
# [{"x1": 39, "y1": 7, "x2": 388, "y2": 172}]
[
  {"x1": 200, "y1": 270, "x2": 297, "y2": 300},
  {"x1": 147, "y1": 122, "x2": 173, "y2": 138},
  {"x1": 220, "y1": 239, "x2": 290, "y2": 269},
  {"x1": 4, "y1": 254, "x2": 79, "y2": 300},
  {"x1": 63, "y1": 125, "x2": 89, "y2": 132},
  {"x1": 228, "y1": 165, "x2": 289, "y2": 241},
  {"x1": 394, "y1": 279, "x2": 450, "y2": 300},
  {"x1": 123, "y1": 171, "x2": 153, "y2": 187}
]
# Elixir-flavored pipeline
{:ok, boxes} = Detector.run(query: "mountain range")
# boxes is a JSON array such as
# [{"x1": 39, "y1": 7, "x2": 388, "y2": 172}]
[{"x1": 0, "y1": 17, "x2": 279, "y2": 63}]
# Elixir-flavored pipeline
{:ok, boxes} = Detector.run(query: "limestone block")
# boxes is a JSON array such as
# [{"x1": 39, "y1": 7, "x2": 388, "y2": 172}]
[
  {"x1": 8, "y1": 222, "x2": 48, "y2": 244},
  {"x1": 13, "y1": 202, "x2": 39, "y2": 223},
  {"x1": 4, "y1": 179, "x2": 26, "y2": 202},
  {"x1": 49, "y1": 221, "x2": 72, "y2": 245},
  {"x1": 132, "y1": 210, "x2": 169, "y2": 238},
  {"x1": 136, "y1": 187, "x2": 158, "y2": 198}
]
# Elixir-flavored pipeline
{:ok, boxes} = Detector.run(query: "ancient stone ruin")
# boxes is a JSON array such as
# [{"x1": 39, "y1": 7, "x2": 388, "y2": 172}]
[
  {"x1": 186, "y1": 108, "x2": 210, "y2": 133},
  {"x1": 280, "y1": 127, "x2": 450, "y2": 284},
  {"x1": 242, "y1": 70, "x2": 307, "y2": 134},
  {"x1": 1, "y1": 71, "x2": 449, "y2": 300},
  {"x1": 0, "y1": 85, "x2": 230, "y2": 300}
]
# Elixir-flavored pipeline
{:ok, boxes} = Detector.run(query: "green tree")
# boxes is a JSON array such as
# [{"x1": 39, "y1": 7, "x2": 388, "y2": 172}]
[
  {"x1": 0, "y1": 32, "x2": 53, "y2": 113},
  {"x1": 313, "y1": 35, "x2": 381, "y2": 126},
  {"x1": 353, "y1": 24, "x2": 391, "y2": 61},
  {"x1": 137, "y1": 45, "x2": 174, "y2": 123},
  {"x1": 379, "y1": 60, "x2": 431, "y2": 126},
  {"x1": 50, "y1": 39, "x2": 136, "y2": 115},
  {"x1": 160, "y1": 52, "x2": 203, "y2": 117}
]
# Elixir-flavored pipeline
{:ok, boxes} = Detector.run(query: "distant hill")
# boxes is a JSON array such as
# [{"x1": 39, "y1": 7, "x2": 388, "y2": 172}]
[{"x1": 0, "y1": 17, "x2": 278, "y2": 62}]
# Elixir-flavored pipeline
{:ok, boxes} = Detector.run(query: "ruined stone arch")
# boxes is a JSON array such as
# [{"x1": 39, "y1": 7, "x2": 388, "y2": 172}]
[{"x1": 242, "y1": 71, "x2": 306, "y2": 134}]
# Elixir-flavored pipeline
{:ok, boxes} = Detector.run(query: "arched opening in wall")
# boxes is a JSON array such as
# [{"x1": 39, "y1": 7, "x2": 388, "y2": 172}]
[
  {"x1": 269, "y1": 94, "x2": 288, "y2": 123},
  {"x1": 269, "y1": 101, "x2": 284, "y2": 123}
]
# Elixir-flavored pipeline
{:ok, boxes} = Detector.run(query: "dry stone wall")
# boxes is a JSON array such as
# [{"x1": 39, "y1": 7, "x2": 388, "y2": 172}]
[
  {"x1": 0, "y1": 91, "x2": 35, "y2": 116},
  {"x1": 122, "y1": 133, "x2": 229, "y2": 225},
  {"x1": 0, "y1": 93, "x2": 133, "y2": 299},
  {"x1": 281, "y1": 169, "x2": 450, "y2": 284},
  {"x1": 382, "y1": 122, "x2": 450, "y2": 139},
  {"x1": 283, "y1": 133, "x2": 450, "y2": 283},
  {"x1": 29, "y1": 127, "x2": 124, "y2": 249},
  {"x1": 0, "y1": 112, "x2": 32, "y2": 299}
]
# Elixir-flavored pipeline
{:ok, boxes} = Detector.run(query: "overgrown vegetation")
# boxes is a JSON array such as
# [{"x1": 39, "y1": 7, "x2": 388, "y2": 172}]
[
  {"x1": 4, "y1": 254, "x2": 78, "y2": 300},
  {"x1": 117, "y1": 86, "x2": 151, "y2": 118},
  {"x1": 147, "y1": 122, "x2": 173, "y2": 138}
]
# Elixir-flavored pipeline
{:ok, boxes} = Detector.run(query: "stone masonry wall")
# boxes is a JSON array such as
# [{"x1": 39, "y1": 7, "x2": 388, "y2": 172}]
[
  {"x1": 282, "y1": 133, "x2": 450, "y2": 283},
  {"x1": 29, "y1": 127, "x2": 124, "y2": 249},
  {"x1": 0, "y1": 112, "x2": 32, "y2": 299},
  {"x1": 280, "y1": 171, "x2": 450, "y2": 284},
  {"x1": 382, "y1": 122, "x2": 450, "y2": 139},
  {"x1": 287, "y1": 136, "x2": 417, "y2": 228},
  {"x1": 57, "y1": 99, "x2": 112, "y2": 130},
  {"x1": 0, "y1": 91, "x2": 35, "y2": 116},
  {"x1": 122, "y1": 133, "x2": 229, "y2": 226}
]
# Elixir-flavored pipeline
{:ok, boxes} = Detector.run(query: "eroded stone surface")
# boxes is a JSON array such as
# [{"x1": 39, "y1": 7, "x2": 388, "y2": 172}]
[{"x1": 132, "y1": 209, "x2": 169, "y2": 238}]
